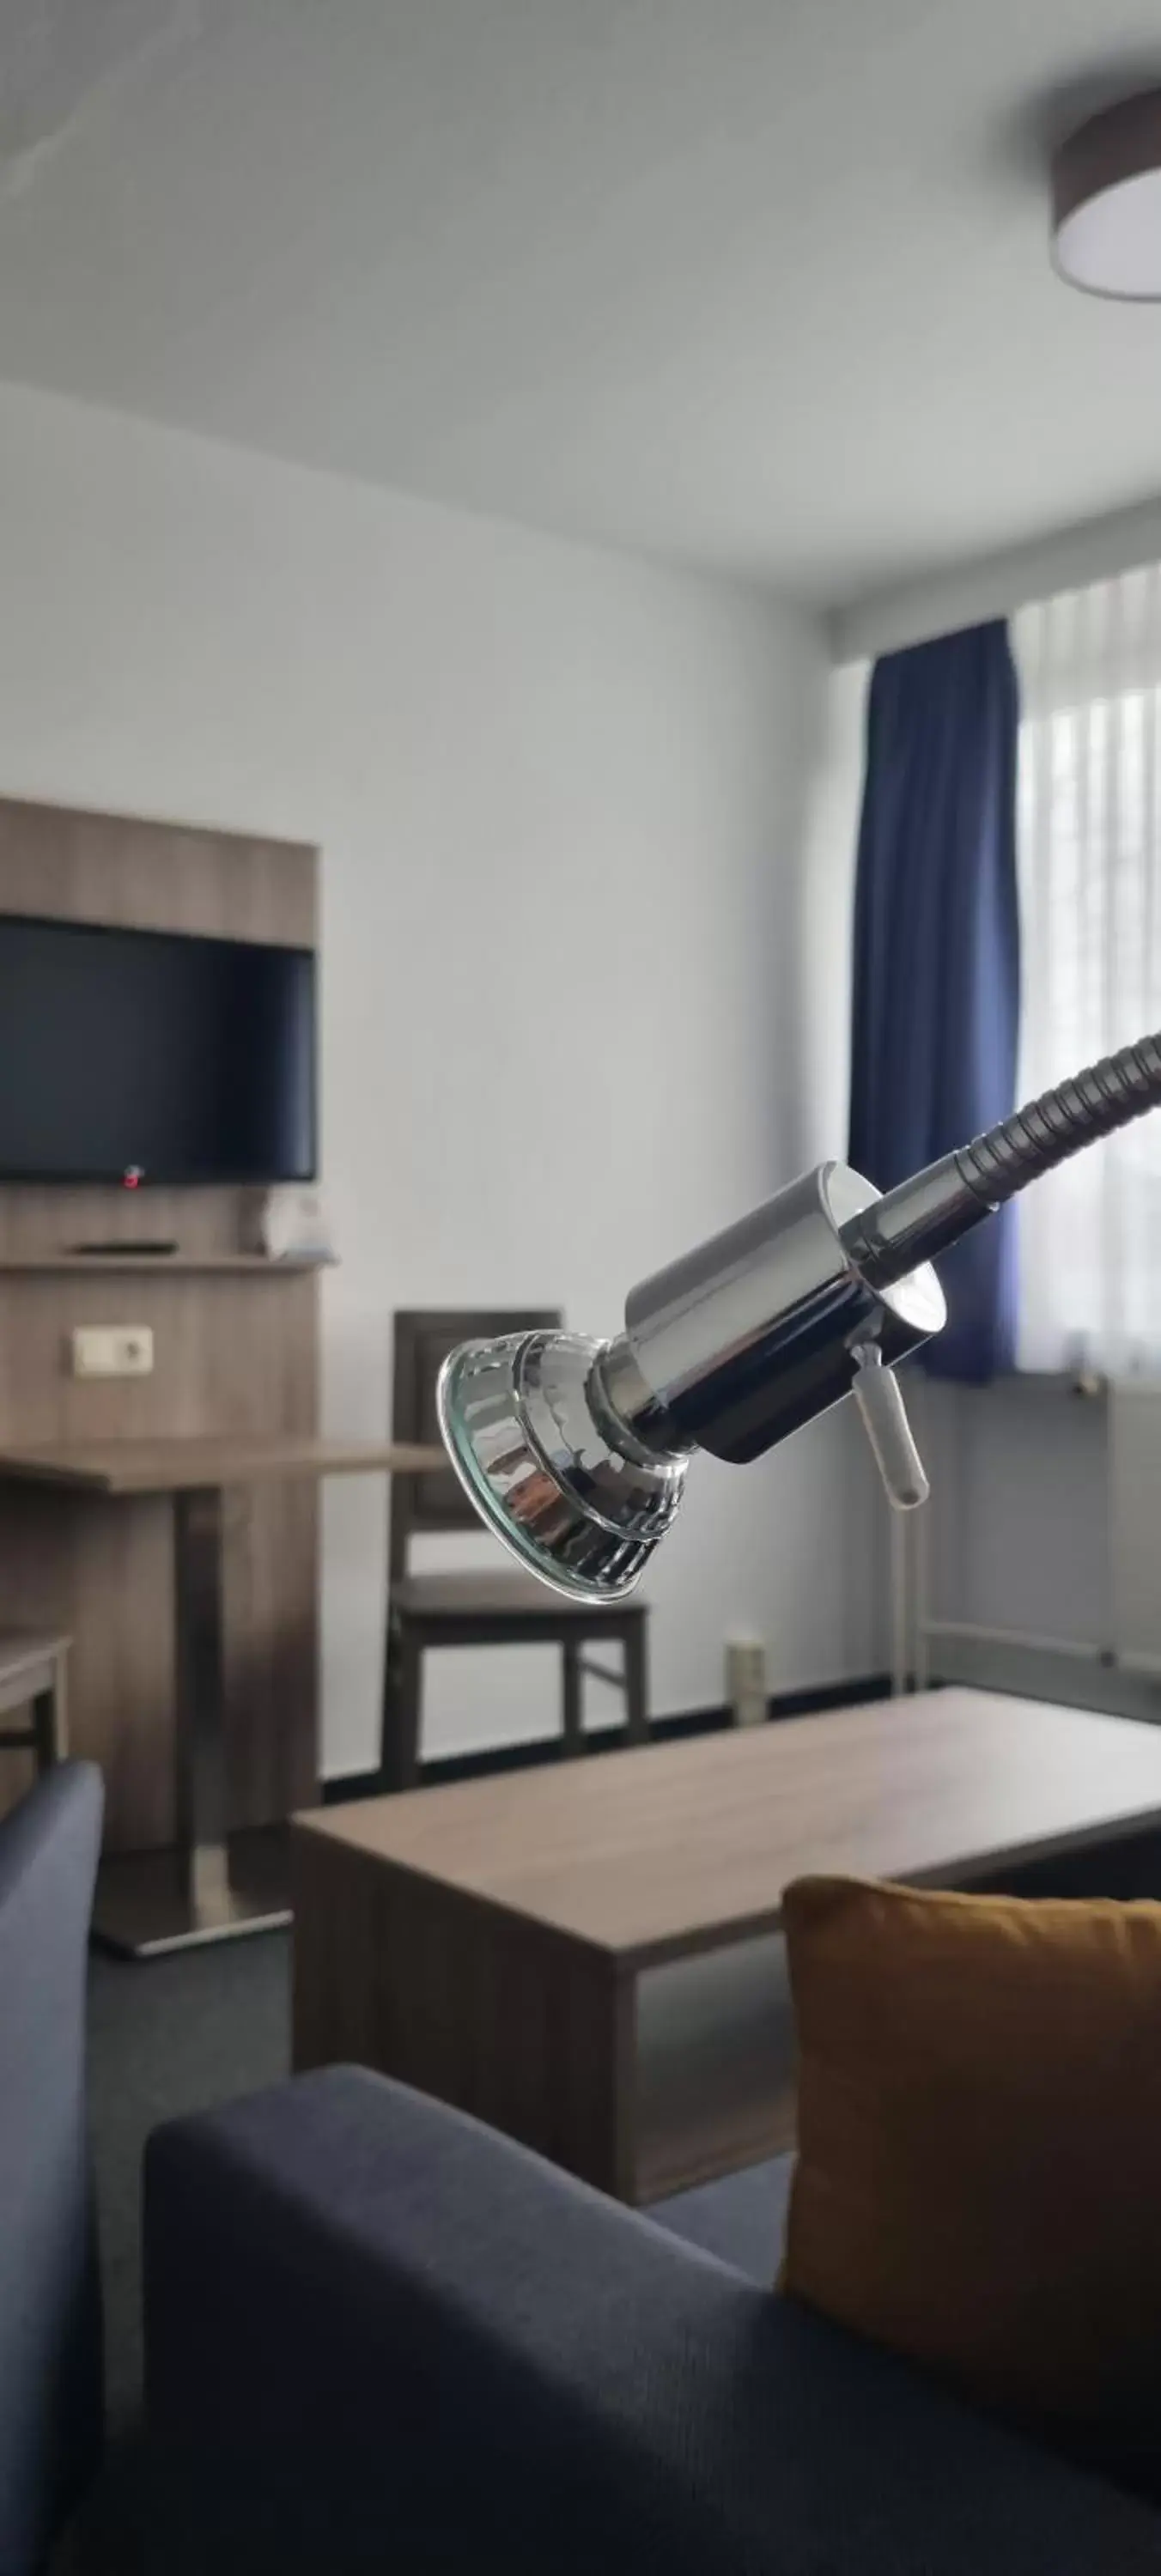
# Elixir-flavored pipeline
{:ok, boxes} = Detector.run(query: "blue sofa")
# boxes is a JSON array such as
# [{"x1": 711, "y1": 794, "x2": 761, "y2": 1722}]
[
  {"x1": 0, "y1": 1761, "x2": 103, "y2": 2574},
  {"x1": 143, "y1": 2063, "x2": 1161, "y2": 2573}
]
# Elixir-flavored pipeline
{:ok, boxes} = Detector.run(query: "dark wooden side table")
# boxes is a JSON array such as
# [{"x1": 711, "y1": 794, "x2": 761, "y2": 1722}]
[
  {"x1": 293, "y1": 1690, "x2": 1161, "y2": 2203},
  {"x1": 0, "y1": 1630, "x2": 70, "y2": 1777},
  {"x1": 0, "y1": 1437, "x2": 441, "y2": 1956}
]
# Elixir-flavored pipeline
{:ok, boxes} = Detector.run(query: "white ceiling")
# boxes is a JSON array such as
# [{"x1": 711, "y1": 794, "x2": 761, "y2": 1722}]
[{"x1": 2, "y1": 0, "x2": 1161, "y2": 605}]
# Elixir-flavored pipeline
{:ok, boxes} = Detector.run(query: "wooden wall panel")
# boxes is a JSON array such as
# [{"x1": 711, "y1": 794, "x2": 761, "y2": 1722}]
[
  {"x1": 0, "y1": 796, "x2": 321, "y2": 1850},
  {"x1": 0, "y1": 1482, "x2": 174, "y2": 1844},
  {"x1": 0, "y1": 1269, "x2": 319, "y2": 1846},
  {"x1": 0, "y1": 1187, "x2": 254, "y2": 1261},
  {"x1": 0, "y1": 1272, "x2": 317, "y2": 1445},
  {"x1": 0, "y1": 795, "x2": 315, "y2": 944}
]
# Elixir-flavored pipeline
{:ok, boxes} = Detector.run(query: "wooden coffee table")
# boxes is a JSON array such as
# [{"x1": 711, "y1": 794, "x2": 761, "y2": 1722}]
[{"x1": 292, "y1": 1689, "x2": 1161, "y2": 2203}]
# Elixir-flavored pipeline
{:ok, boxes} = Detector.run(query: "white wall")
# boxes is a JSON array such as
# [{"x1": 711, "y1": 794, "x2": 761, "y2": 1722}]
[
  {"x1": 0, "y1": 379, "x2": 884, "y2": 1774},
  {"x1": 921, "y1": 1376, "x2": 1109, "y2": 1648},
  {"x1": 832, "y1": 490, "x2": 1161, "y2": 665}
]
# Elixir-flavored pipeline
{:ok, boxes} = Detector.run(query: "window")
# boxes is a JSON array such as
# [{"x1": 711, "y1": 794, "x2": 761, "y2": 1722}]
[{"x1": 1013, "y1": 568, "x2": 1161, "y2": 1373}]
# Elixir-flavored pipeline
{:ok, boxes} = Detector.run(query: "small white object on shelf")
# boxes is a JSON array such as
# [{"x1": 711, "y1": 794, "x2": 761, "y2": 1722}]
[{"x1": 258, "y1": 1187, "x2": 335, "y2": 1265}]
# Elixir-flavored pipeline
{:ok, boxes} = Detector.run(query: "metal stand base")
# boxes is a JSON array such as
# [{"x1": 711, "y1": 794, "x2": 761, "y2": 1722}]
[{"x1": 92, "y1": 1824, "x2": 291, "y2": 1958}]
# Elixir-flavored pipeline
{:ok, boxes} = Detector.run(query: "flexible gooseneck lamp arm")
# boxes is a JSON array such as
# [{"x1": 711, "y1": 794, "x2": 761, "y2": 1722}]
[{"x1": 437, "y1": 1031, "x2": 1161, "y2": 1606}]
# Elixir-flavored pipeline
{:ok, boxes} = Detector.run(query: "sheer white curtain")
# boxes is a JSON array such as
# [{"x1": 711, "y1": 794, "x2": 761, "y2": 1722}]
[{"x1": 1013, "y1": 568, "x2": 1161, "y2": 1373}]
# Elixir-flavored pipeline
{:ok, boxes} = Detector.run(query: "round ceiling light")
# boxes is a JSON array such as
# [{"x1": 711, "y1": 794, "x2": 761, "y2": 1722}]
[{"x1": 1051, "y1": 87, "x2": 1161, "y2": 300}]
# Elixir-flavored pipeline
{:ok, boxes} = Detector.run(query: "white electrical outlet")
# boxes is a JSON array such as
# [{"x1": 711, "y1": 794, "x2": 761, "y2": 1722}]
[{"x1": 70, "y1": 1325, "x2": 155, "y2": 1380}]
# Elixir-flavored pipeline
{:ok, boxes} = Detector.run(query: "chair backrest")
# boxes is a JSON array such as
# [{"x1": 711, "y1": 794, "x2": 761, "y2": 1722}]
[
  {"x1": 389, "y1": 1307, "x2": 562, "y2": 1581},
  {"x1": 0, "y1": 1762, "x2": 104, "y2": 2573}
]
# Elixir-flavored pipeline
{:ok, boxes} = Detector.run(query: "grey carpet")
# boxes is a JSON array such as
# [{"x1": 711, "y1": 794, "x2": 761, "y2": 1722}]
[
  {"x1": 88, "y1": 1935, "x2": 292, "y2": 2430},
  {"x1": 88, "y1": 1931, "x2": 785, "y2": 2428}
]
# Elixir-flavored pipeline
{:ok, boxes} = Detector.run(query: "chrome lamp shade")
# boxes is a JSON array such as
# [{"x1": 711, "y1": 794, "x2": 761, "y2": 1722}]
[
  {"x1": 438, "y1": 1329, "x2": 689, "y2": 1602},
  {"x1": 439, "y1": 1032, "x2": 1161, "y2": 1606}
]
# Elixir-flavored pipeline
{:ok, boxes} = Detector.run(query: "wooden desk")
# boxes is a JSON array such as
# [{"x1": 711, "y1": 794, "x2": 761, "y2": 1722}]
[
  {"x1": 295, "y1": 1690, "x2": 1161, "y2": 2202},
  {"x1": 0, "y1": 1437, "x2": 439, "y2": 1493},
  {"x1": 0, "y1": 1437, "x2": 443, "y2": 1955}
]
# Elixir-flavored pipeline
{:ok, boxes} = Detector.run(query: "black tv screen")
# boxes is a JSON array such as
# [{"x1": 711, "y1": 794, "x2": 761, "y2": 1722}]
[{"x1": 0, "y1": 914, "x2": 316, "y2": 1184}]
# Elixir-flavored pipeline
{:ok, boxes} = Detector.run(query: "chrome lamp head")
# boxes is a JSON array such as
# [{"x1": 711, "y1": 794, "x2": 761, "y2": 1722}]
[
  {"x1": 438, "y1": 1030, "x2": 1161, "y2": 1607},
  {"x1": 438, "y1": 1329, "x2": 690, "y2": 1602},
  {"x1": 438, "y1": 1158, "x2": 942, "y2": 1604}
]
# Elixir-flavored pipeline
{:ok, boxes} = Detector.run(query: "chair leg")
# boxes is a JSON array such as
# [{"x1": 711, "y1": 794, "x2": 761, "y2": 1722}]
[
  {"x1": 623, "y1": 1619, "x2": 648, "y2": 1745},
  {"x1": 561, "y1": 1638, "x2": 584, "y2": 1757},
  {"x1": 382, "y1": 1624, "x2": 423, "y2": 1793},
  {"x1": 31, "y1": 1686, "x2": 58, "y2": 1775}
]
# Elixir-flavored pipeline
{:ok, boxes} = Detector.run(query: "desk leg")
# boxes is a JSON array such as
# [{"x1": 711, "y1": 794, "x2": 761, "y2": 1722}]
[
  {"x1": 92, "y1": 1485, "x2": 292, "y2": 1958},
  {"x1": 174, "y1": 1486, "x2": 231, "y2": 1923}
]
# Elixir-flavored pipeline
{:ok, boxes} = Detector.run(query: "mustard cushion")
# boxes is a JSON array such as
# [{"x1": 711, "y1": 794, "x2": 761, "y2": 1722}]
[{"x1": 781, "y1": 1874, "x2": 1161, "y2": 2489}]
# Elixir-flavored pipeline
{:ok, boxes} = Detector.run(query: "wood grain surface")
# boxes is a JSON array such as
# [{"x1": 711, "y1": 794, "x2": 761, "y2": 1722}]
[
  {"x1": 0, "y1": 1436, "x2": 444, "y2": 1493},
  {"x1": 301, "y1": 1690, "x2": 1161, "y2": 1971},
  {"x1": 0, "y1": 1255, "x2": 329, "y2": 1273},
  {"x1": 293, "y1": 1826, "x2": 637, "y2": 2200},
  {"x1": 295, "y1": 1689, "x2": 1161, "y2": 2202},
  {"x1": 0, "y1": 793, "x2": 315, "y2": 947}
]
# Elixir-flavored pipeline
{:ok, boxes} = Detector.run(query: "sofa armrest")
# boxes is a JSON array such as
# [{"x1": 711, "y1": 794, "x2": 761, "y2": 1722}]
[
  {"x1": 143, "y1": 2066, "x2": 1161, "y2": 2576},
  {"x1": 0, "y1": 1763, "x2": 104, "y2": 2574}
]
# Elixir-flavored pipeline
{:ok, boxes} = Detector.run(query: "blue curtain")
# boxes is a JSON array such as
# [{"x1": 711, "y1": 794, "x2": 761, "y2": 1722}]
[{"x1": 848, "y1": 618, "x2": 1020, "y2": 1382}]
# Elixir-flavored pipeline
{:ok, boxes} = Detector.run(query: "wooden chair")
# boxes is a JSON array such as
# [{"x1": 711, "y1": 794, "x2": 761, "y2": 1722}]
[{"x1": 380, "y1": 1309, "x2": 649, "y2": 1790}]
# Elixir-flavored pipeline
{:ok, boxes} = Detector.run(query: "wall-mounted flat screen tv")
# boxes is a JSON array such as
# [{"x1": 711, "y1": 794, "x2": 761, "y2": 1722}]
[{"x1": 0, "y1": 914, "x2": 316, "y2": 1184}]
